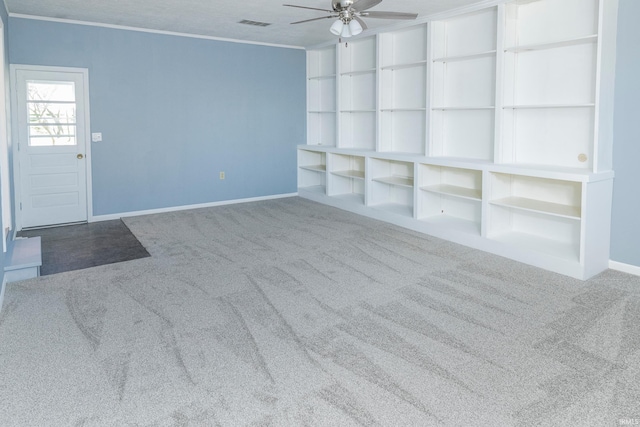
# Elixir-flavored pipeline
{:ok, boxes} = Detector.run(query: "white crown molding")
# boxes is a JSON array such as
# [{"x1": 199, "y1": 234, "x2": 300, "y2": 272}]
[
  {"x1": 609, "y1": 260, "x2": 640, "y2": 277},
  {"x1": 90, "y1": 192, "x2": 298, "y2": 222},
  {"x1": 9, "y1": 13, "x2": 305, "y2": 50}
]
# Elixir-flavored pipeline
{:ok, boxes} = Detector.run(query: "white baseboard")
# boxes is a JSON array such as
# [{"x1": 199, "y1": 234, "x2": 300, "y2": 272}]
[
  {"x1": 609, "y1": 260, "x2": 640, "y2": 277},
  {"x1": 90, "y1": 192, "x2": 299, "y2": 222}
]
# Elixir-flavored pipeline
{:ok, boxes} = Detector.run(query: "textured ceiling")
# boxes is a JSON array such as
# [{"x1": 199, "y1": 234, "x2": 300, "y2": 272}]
[{"x1": 5, "y1": 0, "x2": 491, "y2": 48}]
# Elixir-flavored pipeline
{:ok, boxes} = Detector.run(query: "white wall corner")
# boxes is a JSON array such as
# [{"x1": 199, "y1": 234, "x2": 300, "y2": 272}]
[{"x1": 609, "y1": 260, "x2": 640, "y2": 277}]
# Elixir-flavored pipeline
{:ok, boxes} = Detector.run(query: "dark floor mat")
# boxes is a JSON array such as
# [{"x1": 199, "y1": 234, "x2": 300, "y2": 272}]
[{"x1": 17, "y1": 219, "x2": 151, "y2": 276}]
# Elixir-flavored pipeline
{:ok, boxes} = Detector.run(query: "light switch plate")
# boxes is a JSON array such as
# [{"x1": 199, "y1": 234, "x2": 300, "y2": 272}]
[{"x1": 91, "y1": 132, "x2": 102, "y2": 142}]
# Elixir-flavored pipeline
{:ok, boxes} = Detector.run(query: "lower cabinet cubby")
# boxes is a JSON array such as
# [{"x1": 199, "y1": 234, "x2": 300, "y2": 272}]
[
  {"x1": 328, "y1": 154, "x2": 365, "y2": 205},
  {"x1": 487, "y1": 173, "x2": 582, "y2": 261},
  {"x1": 417, "y1": 165, "x2": 482, "y2": 235},
  {"x1": 297, "y1": 149, "x2": 327, "y2": 194},
  {"x1": 368, "y1": 158, "x2": 414, "y2": 217}
]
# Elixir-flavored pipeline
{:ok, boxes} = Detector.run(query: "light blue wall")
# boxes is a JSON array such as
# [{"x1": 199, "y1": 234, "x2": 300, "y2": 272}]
[
  {"x1": 8, "y1": 18, "x2": 305, "y2": 216},
  {"x1": 611, "y1": 0, "x2": 640, "y2": 267}
]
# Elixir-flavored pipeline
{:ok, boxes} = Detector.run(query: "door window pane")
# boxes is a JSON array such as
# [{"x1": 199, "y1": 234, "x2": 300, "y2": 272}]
[
  {"x1": 27, "y1": 103, "x2": 76, "y2": 124},
  {"x1": 26, "y1": 80, "x2": 78, "y2": 146}
]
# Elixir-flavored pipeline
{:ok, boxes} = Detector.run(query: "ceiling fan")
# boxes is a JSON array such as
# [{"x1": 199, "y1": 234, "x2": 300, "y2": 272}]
[{"x1": 284, "y1": 0, "x2": 418, "y2": 38}]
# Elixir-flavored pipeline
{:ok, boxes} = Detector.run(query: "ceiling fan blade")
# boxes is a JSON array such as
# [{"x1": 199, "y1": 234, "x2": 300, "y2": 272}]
[
  {"x1": 353, "y1": 15, "x2": 368, "y2": 30},
  {"x1": 290, "y1": 16, "x2": 335, "y2": 24},
  {"x1": 352, "y1": 0, "x2": 383, "y2": 12},
  {"x1": 362, "y1": 11, "x2": 418, "y2": 20},
  {"x1": 283, "y1": 4, "x2": 334, "y2": 13}
]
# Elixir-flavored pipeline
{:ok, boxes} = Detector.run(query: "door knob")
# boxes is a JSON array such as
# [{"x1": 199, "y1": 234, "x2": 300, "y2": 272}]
[{"x1": 77, "y1": 154, "x2": 84, "y2": 159}]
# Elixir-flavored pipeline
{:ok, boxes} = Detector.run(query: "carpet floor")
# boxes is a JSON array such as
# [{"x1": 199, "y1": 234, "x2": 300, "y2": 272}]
[{"x1": 0, "y1": 197, "x2": 638, "y2": 426}]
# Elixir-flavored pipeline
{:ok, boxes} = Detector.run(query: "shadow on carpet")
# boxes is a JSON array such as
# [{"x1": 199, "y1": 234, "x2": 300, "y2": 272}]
[{"x1": 17, "y1": 219, "x2": 150, "y2": 275}]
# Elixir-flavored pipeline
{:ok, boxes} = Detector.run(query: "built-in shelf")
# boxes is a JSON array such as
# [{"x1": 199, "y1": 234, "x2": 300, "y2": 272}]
[
  {"x1": 421, "y1": 184, "x2": 482, "y2": 201},
  {"x1": 432, "y1": 106, "x2": 495, "y2": 111},
  {"x1": 308, "y1": 74, "x2": 336, "y2": 80},
  {"x1": 433, "y1": 50, "x2": 497, "y2": 63},
  {"x1": 380, "y1": 60, "x2": 428, "y2": 71},
  {"x1": 490, "y1": 196, "x2": 581, "y2": 219},
  {"x1": 503, "y1": 104, "x2": 595, "y2": 109},
  {"x1": 299, "y1": 164, "x2": 326, "y2": 173},
  {"x1": 332, "y1": 170, "x2": 364, "y2": 180},
  {"x1": 308, "y1": 110, "x2": 336, "y2": 114},
  {"x1": 504, "y1": 35, "x2": 598, "y2": 53},
  {"x1": 340, "y1": 69, "x2": 376, "y2": 76},
  {"x1": 372, "y1": 176, "x2": 414, "y2": 188},
  {"x1": 341, "y1": 110, "x2": 376, "y2": 113},
  {"x1": 381, "y1": 108, "x2": 426, "y2": 112}
]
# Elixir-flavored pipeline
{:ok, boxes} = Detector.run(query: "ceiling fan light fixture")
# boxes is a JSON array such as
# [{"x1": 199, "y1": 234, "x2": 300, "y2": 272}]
[
  {"x1": 330, "y1": 19, "x2": 344, "y2": 35},
  {"x1": 340, "y1": 23, "x2": 352, "y2": 37},
  {"x1": 348, "y1": 19, "x2": 363, "y2": 36}
]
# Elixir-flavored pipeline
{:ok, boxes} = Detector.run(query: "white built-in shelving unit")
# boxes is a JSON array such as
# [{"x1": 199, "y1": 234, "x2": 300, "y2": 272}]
[{"x1": 298, "y1": 0, "x2": 618, "y2": 280}]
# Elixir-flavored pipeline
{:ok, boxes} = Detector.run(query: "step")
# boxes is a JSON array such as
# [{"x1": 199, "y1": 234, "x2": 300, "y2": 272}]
[{"x1": 4, "y1": 237, "x2": 42, "y2": 283}]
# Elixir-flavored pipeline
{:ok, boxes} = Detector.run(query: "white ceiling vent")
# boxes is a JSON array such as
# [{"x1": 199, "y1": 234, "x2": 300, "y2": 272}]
[{"x1": 238, "y1": 19, "x2": 272, "y2": 27}]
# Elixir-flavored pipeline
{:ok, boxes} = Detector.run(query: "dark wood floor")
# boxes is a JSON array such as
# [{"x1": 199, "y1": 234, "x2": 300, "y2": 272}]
[{"x1": 18, "y1": 220, "x2": 150, "y2": 276}]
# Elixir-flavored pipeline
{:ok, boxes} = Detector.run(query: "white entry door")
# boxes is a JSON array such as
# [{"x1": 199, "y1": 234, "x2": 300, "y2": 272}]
[{"x1": 12, "y1": 66, "x2": 90, "y2": 229}]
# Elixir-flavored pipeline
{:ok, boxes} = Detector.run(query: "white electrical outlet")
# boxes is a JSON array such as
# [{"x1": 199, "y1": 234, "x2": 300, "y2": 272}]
[{"x1": 219, "y1": 171, "x2": 225, "y2": 180}]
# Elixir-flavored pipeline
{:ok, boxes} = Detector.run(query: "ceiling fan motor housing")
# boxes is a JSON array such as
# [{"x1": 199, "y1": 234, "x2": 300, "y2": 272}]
[{"x1": 333, "y1": 0, "x2": 355, "y2": 11}]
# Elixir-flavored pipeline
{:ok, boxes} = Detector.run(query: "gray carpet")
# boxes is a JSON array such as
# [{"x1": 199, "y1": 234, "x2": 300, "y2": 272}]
[{"x1": 0, "y1": 197, "x2": 638, "y2": 426}]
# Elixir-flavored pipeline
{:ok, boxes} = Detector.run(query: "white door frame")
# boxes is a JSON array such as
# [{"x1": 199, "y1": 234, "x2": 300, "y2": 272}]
[{"x1": 10, "y1": 64, "x2": 93, "y2": 231}]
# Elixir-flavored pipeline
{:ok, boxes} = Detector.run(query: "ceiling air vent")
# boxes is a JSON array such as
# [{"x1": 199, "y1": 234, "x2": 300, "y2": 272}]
[{"x1": 238, "y1": 19, "x2": 272, "y2": 27}]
